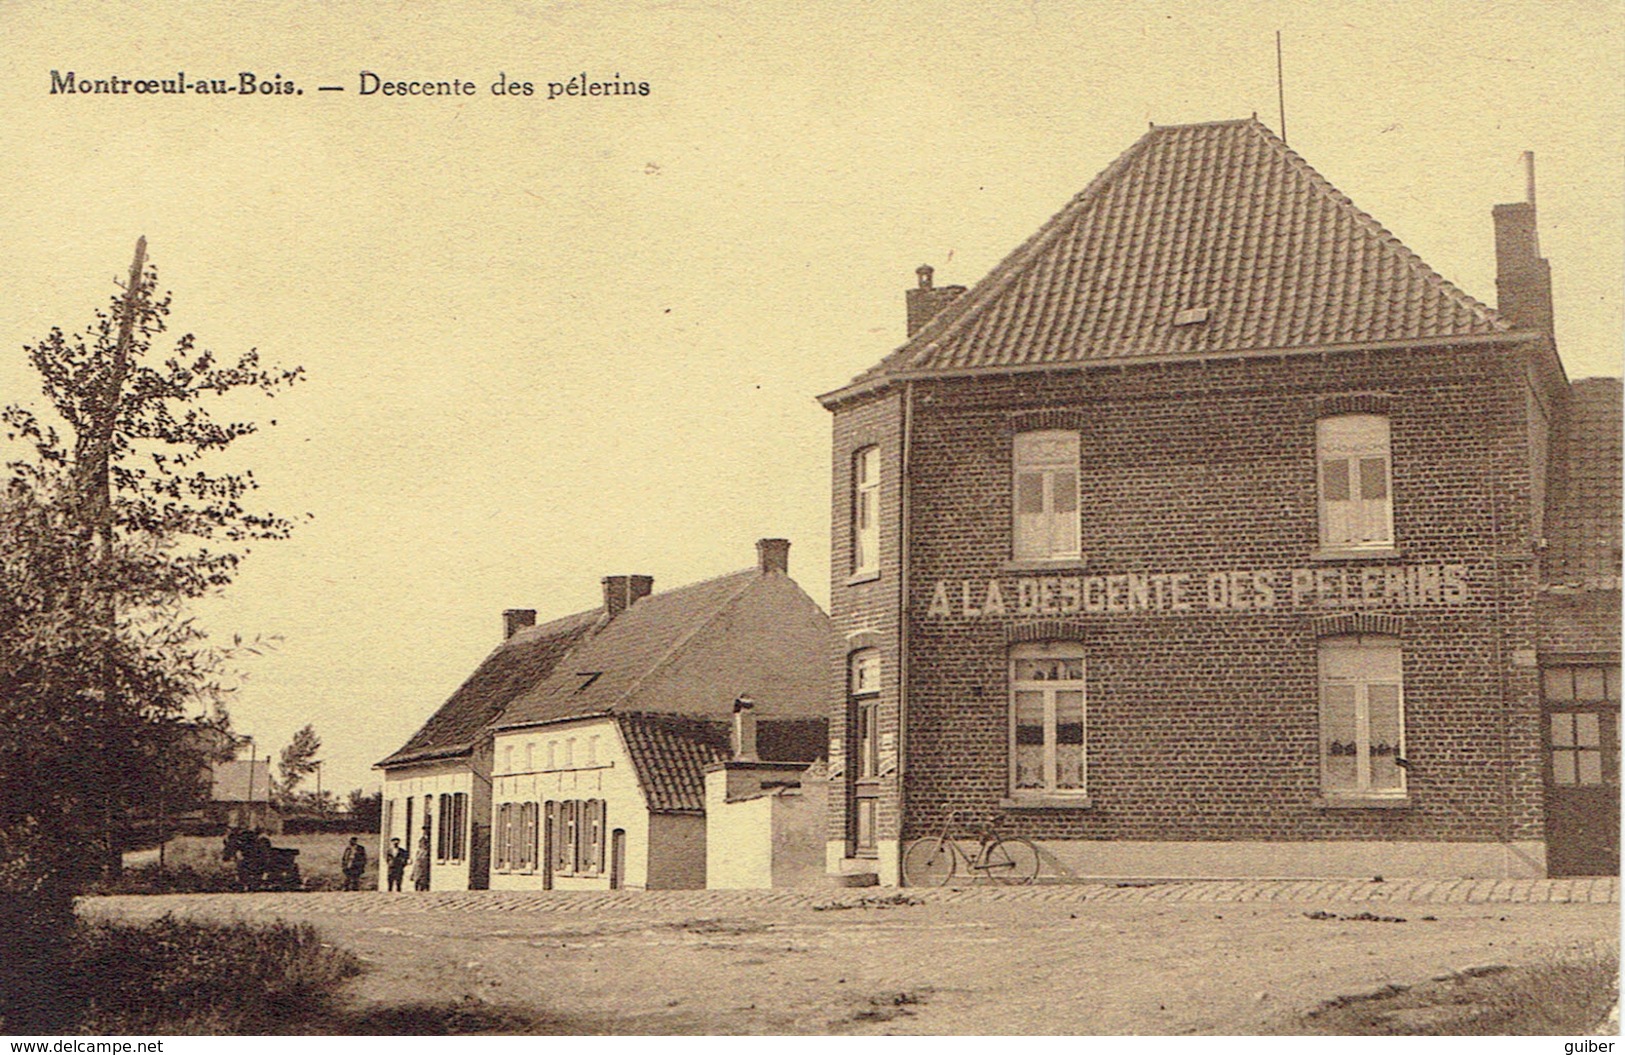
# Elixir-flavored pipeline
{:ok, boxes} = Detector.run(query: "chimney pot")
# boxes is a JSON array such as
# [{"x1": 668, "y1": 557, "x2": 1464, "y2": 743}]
[
  {"x1": 732, "y1": 695, "x2": 758, "y2": 761},
  {"x1": 502, "y1": 608, "x2": 536, "y2": 640},
  {"x1": 905, "y1": 266, "x2": 968, "y2": 337},
  {"x1": 756, "y1": 537, "x2": 790, "y2": 574}
]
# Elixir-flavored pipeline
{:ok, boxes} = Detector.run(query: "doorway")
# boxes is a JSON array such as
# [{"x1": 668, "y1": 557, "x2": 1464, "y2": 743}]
[
  {"x1": 1542, "y1": 663, "x2": 1620, "y2": 876},
  {"x1": 610, "y1": 829, "x2": 626, "y2": 889}
]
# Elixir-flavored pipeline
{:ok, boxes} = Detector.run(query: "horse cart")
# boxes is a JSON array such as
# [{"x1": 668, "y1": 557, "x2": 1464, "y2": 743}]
[{"x1": 222, "y1": 828, "x2": 303, "y2": 891}]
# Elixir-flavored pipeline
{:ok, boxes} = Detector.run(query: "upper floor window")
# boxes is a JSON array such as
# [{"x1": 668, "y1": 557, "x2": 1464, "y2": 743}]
[
  {"x1": 1013, "y1": 431, "x2": 1080, "y2": 561},
  {"x1": 1010, "y1": 642, "x2": 1087, "y2": 796},
  {"x1": 852, "y1": 446, "x2": 880, "y2": 576},
  {"x1": 1320, "y1": 635, "x2": 1405, "y2": 798},
  {"x1": 1318, "y1": 415, "x2": 1393, "y2": 550}
]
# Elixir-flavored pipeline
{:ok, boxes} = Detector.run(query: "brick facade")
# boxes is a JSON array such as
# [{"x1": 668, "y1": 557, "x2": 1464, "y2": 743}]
[{"x1": 819, "y1": 120, "x2": 1610, "y2": 881}]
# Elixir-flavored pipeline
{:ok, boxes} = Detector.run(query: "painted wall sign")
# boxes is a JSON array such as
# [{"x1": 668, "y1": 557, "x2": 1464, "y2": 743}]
[{"x1": 924, "y1": 563, "x2": 1471, "y2": 618}]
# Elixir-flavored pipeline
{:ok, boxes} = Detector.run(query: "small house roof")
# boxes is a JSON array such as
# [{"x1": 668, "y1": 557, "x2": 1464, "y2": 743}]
[
  {"x1": 614, "y1": 712, "x2": 828, "y2": 814},
  {"x1": 494, "y1": 566, "x2": 835, "y2": 731},
  {"x1": 377, "y1": 608, "x2": 599, "y2": 768},
  {"x1": 1539, "y1": 377, "x2": 1622, "y2": 657},
  {"x1": 1546, "y1": 377, "x2": 1623, "y2": 590},
  {"x1": 826, "y1": 117, "x2": 1512, "y2": 404}
]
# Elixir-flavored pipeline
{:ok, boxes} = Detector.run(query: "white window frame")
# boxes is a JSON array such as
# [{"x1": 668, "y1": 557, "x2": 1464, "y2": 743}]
[
  {"x1": 1009, "y1": 642, "x2": 1088, "y2": 798},
  {"x1": 1317, "y1": 414, "x2": 1394, "y2": 550},
  {"x1": 852, "y1": 445, "x2": 881, "y2": 577},
  {"x1": 1013, "y1": 431, "x2": 1081, "y2": 562},
  {"x1": 1319, "y1": 635, "x2": 1407, "y2": 799}
]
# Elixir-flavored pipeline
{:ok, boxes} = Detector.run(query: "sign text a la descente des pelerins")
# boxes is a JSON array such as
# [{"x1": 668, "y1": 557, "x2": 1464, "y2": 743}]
[{"x1": 925, "y1": 563, "x2": 1471, "y2": 619}]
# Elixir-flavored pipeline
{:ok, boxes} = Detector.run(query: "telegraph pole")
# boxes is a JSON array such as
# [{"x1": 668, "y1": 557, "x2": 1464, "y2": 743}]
[{"x1": 91, "y1": 238, "x2": 148, "y2": 879}]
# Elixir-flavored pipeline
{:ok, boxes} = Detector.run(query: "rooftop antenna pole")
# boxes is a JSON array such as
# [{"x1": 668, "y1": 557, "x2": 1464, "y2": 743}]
[{"x1": 1276, "y1": 30, "x2": 1288, "y2": 144}]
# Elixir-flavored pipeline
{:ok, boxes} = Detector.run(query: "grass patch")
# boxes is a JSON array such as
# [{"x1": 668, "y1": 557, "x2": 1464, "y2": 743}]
[
  {"x1": 111, "y1": 832, "x2": 379, "y2": 893},
  {"x1": 66, "y1": 915, "x2": 364, "y2": 1034},
  {"x1": 1285, "y1": 945, "x2": 1619, "y2": 1035}
]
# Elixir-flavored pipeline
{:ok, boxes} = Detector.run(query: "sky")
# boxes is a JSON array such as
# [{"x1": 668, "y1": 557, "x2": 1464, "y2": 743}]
[{"x1": 2, "y1": 0, "x2": 1620, "y2": 797}]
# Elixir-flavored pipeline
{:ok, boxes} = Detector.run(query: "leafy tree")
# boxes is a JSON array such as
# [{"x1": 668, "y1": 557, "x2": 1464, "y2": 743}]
[
  {"x1": 277, "y1": 723, "x2": 322, "y2": 798},
  {"x1": 346, "y1": 788, "x2": 383, "y2": 831},
  {"x1": 0, "y1": 241, "x2": 301, "y2": 1031}
]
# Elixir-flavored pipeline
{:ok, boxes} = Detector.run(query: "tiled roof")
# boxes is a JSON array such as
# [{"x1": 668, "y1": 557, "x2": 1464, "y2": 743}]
[
  {"x1": 615, "y1": 713, "x2": 731, "y2": 813},
  {"x1": 614, "y1": 713, "x2": 830, "y2": 814},
  {"x1": 755, "y1": 718, "x2": 829, "y2": 765},
  {"x1": 378, "y1": 609, "x2": 599, "y2": 768},
  {"x1": 832, "y1": 118, "x2": 1509, "y2": 398},
  {"x1": 496, "y1": 567, "x2": 829, "y2": 729},
  {"x1": 1546, "y1": 377, "x2": 1623, "y2": 590}
]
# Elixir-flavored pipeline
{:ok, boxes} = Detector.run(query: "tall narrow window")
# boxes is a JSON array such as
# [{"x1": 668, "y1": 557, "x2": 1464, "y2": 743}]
[
  {"x1": 852, "y1": 446, "x2": 880, "y2": 576},
  {"x1": 494, "y1": 802, "x2": 512, "y2": 872},
  {"x1": 1013, "y1": 431, "x2": 1081, "y2": 561},
  {"x1": 1320, "y1": 635, "x2": 1405, "y2": 797},
  {"x1": 518, "y1": 801, "x2": 538, "y2": 871},
  {"x1": 1010, "y1": 643, "x2": 1087, "y2": 796},
  {"x1": 849, "y1": 649, "x2": 881, "y2": 854},
  {"x1": 1318, "y1": 415, "x2": 1393, "y2": 549}
]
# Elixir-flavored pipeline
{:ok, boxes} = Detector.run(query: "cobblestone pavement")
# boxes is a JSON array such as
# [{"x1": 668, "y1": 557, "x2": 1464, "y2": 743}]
[{"x1": 81, "y1": 875, "x2": 1618, "y2": 918}]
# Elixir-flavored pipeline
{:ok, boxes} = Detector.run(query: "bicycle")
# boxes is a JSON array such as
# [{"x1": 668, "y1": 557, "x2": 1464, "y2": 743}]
[{"x1": 901, "y1": 810, "x2": 1041, "y2": 886}]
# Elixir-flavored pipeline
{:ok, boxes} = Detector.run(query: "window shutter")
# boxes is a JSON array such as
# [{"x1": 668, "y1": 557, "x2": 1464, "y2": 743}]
[
  {"x1": 520, "y1": 803, "x2": 533, "y2": 871},
  {"x1": 495, "y1": 803, "x2": 509, "y2": 872},
  {"x1": 542, "y1": 801, "x2": 556, "y2": 875}
]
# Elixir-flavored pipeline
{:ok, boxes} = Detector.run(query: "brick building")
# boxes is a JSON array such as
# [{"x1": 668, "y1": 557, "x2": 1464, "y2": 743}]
[{"x1": 818, "y1": 118, "x2": 1620, "y2": 883}]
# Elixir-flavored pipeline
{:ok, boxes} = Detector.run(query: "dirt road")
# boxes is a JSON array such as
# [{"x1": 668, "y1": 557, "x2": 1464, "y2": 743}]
[{"x1": 81, "y1": 882, "x2": 1619, "y2": 1034}]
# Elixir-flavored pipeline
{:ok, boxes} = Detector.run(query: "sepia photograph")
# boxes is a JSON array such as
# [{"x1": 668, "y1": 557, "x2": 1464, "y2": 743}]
[{"x1": 0, "y1": 0, "x2": 1619, "y2": 1040}]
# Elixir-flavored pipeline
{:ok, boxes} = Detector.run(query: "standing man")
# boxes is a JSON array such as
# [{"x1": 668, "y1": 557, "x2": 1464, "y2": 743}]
[
  {"x1": 385, "y1": 837, "x2": 409, "y2": 892},
  {"x1": 340, "y1": 835, "x2": 367, "y2": 891},
  {"x1": 411, "y1": 827, "x2": 431, "y2": 891}
]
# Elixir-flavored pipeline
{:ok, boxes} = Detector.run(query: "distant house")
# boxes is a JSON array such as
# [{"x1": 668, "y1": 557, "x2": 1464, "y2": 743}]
[
  {"x1": 207, "y1": 758, "x2": 277, "y2": 832},
  {"x1": 377, "y1": 539, "x2": 838, "y2": 891}
]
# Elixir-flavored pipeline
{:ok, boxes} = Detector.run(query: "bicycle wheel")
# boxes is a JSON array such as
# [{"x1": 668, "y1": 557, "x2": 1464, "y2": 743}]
[
  {"x1": 976, "y1": 837, "x2": 1041, "y2": 885},
  {"x1": 901, "y1": 837, "x2": 957, "y2": 886}
]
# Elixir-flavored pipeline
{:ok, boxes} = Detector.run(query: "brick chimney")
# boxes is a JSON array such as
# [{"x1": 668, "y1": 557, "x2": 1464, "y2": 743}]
[
  {"x1": 502, "y1": 608, "x2": 536, "y2": 640},
  {"x1": 732, "y1": 695, "x2": 758, "y2": 761},
  {"x1": 601, "y1": 574, "x2": 654, "y2": 620},
  {"x1": 906, "y1": 264, "x2": 967, "y2": 337},
  {"x1": 756, "y1": 537, "x2": 790, "y2": 574},
  {"x1": 1493, "y1": 152, "x2": 1554, "y2": 338}
]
